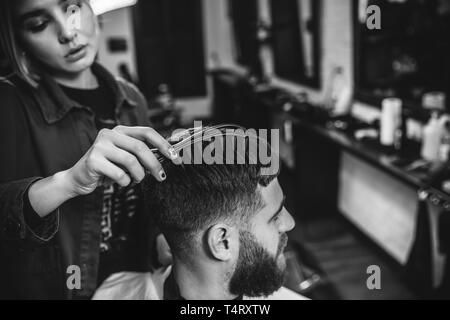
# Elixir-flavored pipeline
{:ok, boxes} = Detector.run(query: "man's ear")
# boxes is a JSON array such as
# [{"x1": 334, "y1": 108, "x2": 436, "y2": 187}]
[{"x1": 206, "y1": 224, "x2": 235, "y2": 262}]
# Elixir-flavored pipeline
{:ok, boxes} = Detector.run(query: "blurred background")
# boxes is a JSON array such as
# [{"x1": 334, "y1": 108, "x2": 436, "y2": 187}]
[{"x1": 2, "y1": 0, "x2": 450, "y2": 300}]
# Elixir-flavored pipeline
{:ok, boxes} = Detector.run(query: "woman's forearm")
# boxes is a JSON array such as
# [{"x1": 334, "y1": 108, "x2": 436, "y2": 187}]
[{"x1": 28, "y1": 170, "x2": 77, "y2": 218}]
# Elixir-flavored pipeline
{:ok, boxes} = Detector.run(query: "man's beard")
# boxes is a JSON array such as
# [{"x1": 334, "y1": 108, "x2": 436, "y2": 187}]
[{"x1": 229, "y1": 230, "x2": 288, "y2": 298}]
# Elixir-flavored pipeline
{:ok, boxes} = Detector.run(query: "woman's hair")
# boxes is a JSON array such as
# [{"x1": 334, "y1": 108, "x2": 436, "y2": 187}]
[
  {"x1": 0, "y1": 0, "x2": 94, "y2": 87},
  {"x1": 0, "y1": 0, "x2": 40, "y2": 87}
]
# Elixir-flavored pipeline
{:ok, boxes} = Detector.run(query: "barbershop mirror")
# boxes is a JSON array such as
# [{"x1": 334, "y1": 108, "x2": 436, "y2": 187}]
[
  {"x1": 270, "y1": 0, "x2": 321, "y2": 88},
  {"x1": 228, "y1": 0, "x2": 261, "y2": 77},
  {"x1": 229, "y1": 0, "x2": 322, "y2": 88},
  {"x1": 353, "y1": 0, "x2": 450, "y2": 112}
]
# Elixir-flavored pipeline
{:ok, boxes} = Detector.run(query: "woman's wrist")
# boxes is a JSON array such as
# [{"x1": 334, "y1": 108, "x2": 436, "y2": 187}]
[
  {"x1": 53, "y1": 169, "x2": 80, "y2": 200},
  {"x1": 28, "y1": 170, "x2": 78, "y2": 218}
]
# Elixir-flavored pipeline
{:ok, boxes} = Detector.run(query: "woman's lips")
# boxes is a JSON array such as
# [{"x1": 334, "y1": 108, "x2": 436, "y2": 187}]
[{"x1": 65, "y1": 45, "x2": 88, "y2": 62}]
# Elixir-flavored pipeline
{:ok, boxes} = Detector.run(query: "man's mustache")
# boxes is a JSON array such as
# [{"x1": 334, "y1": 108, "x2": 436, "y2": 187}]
[{"x1": 277, "y1": 233, "x2": 288, "y2": 257}]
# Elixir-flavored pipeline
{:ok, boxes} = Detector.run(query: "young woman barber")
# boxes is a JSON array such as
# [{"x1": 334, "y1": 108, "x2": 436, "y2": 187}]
[{"x1": 0, "y1": 0, "x2": 177, "y2": 299}]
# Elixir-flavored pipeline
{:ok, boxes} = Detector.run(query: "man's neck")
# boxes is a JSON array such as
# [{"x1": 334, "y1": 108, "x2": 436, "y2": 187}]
[
  {"x1": 172, "y1": 260, "x2": 239, "y2": 300},
  {"x1": 51, "y1": 67, "x2": 98, "y2": 89}
]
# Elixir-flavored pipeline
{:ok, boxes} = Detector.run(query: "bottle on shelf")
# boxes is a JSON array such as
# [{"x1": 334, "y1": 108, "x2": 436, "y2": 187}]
[
  {"x1": 325, "y1": 66, "x2": 352, "y2": 116},
  {"x1": 421, "y1": 112, "x2": 446, "y2": 162},
  {"x1": 380, "y1": 97, "x2": 403, "y2": 148}
]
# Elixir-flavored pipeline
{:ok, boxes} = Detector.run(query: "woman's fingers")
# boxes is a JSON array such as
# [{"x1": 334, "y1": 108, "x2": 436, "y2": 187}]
[
  {"x1": 93, "y1": 157, "x2": 131, "y2": 187},
  {"x1": 101, "y1": 145, "x2": 146, "y2": 183},
  {"x1": 113, "y1": 126, "x2": 181, "y2": 163},
  {"x1": 98, "y1": 129, "x2": 166, "y2": 182},
  {"x1": 68, "y1": 126, "x2": 175, "y2": 197}
]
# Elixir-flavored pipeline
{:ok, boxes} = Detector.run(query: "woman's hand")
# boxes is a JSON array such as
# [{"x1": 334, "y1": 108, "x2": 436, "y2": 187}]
[
  {"x1": 28, "y1": 126, "x2": 179, "y2": 217},
  {"x1": 66, "y1": 126, "x2": 179, "y2": 197}
]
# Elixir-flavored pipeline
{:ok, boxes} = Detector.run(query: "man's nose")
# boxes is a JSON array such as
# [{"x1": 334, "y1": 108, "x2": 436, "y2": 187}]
[{"x1": 280, "y1": 210, "x2": 296, "y2": 233}]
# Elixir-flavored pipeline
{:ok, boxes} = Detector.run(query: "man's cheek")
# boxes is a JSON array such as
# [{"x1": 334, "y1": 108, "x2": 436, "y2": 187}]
[
  {"x1": 269, "y1": 238, "x2": 280, "y2": 257},
  {"x1": 277, "y1": 253, "x2": 287, "y2": 270}
]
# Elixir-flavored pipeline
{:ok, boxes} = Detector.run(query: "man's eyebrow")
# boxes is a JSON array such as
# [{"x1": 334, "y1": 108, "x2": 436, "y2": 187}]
[
  {"x1": 19, "y1": 0, "x2": 69, "y2": 23},
  {"x1": 269, "y1": 196, "x2": 286, "y2": 222}
]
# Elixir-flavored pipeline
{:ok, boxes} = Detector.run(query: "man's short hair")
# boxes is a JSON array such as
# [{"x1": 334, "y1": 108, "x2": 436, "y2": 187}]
[{"x1": 143, "y1": 131, "x2": 278, "y2": 261}]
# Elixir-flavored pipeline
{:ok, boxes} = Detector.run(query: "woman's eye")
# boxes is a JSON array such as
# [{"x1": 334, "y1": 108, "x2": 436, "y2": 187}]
[{"x1": 27, "y1": 21, "x2": 49, "y2": 33}]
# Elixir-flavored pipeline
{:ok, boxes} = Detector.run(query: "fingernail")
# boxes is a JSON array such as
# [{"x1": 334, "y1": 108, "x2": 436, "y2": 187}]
[
  {"x1": 159, "y1": 170, "x2": 167, "y2": 181},
  {"x1": 168, "y1": 147, "x2": 179, "y2": 160}
]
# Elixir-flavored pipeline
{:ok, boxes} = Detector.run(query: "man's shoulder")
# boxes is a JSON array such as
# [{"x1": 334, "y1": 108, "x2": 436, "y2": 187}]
[
  {"x1": 92, "y1": 267, "x2": 172, "y2": 300},
  {"x1": 93, "y1": 270, "x2": 309, "y2": 301},
  {"x1": 244, "y1": 287, "x2": 309, "y2": 301}
]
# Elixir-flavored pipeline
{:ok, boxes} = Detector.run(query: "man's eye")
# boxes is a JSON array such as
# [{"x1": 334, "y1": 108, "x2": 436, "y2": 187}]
[{"x1": 272, "y1": 213, "x2": 281, "y2": 223}]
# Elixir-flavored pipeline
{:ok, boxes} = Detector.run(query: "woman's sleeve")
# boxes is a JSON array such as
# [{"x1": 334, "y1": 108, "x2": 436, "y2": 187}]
[{"x1": 0, "y1": 81, "x2": 59, "y2": 244}]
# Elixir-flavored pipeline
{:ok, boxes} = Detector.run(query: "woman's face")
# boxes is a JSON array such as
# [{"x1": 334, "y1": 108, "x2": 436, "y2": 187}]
[{"x1": 13, "y1": 0, "x2": 99, "y2": 76}]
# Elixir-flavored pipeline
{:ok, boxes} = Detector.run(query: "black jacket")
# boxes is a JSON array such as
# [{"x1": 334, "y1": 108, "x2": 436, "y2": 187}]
[{"x1": 0, "y1": 63, "x2": 157, "y2": 299}]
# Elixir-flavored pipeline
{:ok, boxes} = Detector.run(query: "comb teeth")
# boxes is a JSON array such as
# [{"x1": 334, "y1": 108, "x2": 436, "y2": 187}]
[
  {"x1": 151, "y1": 124, "x2": 272, "y2": 165},
  {"x1": 152, "y1": 124, "x2": 246, "y2": 162}
]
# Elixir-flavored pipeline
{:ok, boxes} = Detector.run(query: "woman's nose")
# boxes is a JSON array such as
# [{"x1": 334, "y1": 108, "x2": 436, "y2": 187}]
[
  {"x1": 57, "y1": 13, "x2": 77, "y2": 44},
  {"x1": 58, "y1": 25, "x2": 77, "y2": 44}
]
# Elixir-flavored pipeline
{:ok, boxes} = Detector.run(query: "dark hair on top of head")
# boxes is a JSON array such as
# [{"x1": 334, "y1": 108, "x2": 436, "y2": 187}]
[{"x1": 143, "y1": 125, "x2": 279, "y2": 261}]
